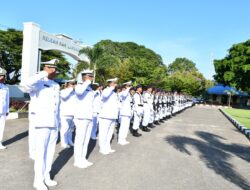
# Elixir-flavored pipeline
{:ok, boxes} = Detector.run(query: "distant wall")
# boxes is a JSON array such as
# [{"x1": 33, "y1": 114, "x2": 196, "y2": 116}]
[{"x1": 7, "y1": 85, "x2": 25, "y2": 98}]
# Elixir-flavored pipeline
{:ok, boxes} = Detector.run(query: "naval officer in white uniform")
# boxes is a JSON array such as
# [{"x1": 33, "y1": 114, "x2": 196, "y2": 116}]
[
  {"x1": 118, "y1": 81, "x2": 132, "y2": 145},
  {"x1": 0, "y1": 67, "x2": 9, "y2": 150},
  {"x1": 60, "y1": 79, "x2": 76, "y2": 148},
  {"x1": 91, "y1": 82, "x2": 103, "y2": 140},
  {"x1": 132, "y1": 84, "x2": 144, "y2": 137},
  {"x1": 98, "y1": 77, "x2": 119, "y2": 155},
  {"x1": 73, "y1": 70, "x2": 94, "y2": 169},
  {"x1": 22, "y1": 59, "x2": 60, "y2": 190}
]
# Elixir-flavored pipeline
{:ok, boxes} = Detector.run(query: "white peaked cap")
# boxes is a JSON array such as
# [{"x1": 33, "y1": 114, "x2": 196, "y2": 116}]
[
  {"x1": 41, "y1": 59, "x2": 59, "y2": 67},
  {"x1": 123, "y1": 81, "x2": 132, "y2": 85},
  {"x1": 106, "y1": 77, "x2": 118, "y2": 82},
  {"x1": 0, "y1": 67, "x2": 7, "y2": 76},
  {"x1": 81, "y1": 69, "x2": 94, "y2": 76}
]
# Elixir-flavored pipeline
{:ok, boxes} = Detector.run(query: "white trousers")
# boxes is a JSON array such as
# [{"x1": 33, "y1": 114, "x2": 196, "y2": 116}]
[
  {"x1": 118, "y1": 115, "x2": 131, "y2": 142},
  {"x1": 159, "y1": 107, "x2": 164, "y2": 119},
  {"x1": 0, "y1": 114, "x2": 6, "y2": 142},
  {"x1": 98, "y1": 118, "x2": 116, "y2": 153},
  {"x1": 149, "y1": 109, "x2": 154, "y2": 124},
  {"x1": 29, "y1": 113, "x2": 36, "y2": 158},
  {"x1": 74, "y1": 119, "x2": 93, "y2": 164},
  {"x1": 34, "y1": 127, "x2": 58, "y2": 184},
  {"x1": 91, "y1": 113, "x2": 99, "y2": 139},
  {"x1": 154, "y1": 110, "x2": 160, "y2": 121},
  {"x1": 142, "y1": 106, "x2": 150, "y2": 126},
  {"x1": 60, "y1": 115, "x2": 74, "y2": 146},
  {"x1": 132, "y1": 112, "x2": 142, "y2": 130}
]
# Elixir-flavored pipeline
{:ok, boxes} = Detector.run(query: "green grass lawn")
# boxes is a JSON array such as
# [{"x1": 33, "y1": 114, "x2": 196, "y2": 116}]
[{"x1": 222, "y1": 108, "x2": 250, "y2": 129}]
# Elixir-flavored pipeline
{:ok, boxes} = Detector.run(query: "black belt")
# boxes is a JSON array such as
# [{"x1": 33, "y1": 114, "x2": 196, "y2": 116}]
[
  {"x1": 143, "y1": 101, "x2": 148, "y2": 103},
  {"x1": 138, "y1": 104, "x2": 143, "y2": 107}
]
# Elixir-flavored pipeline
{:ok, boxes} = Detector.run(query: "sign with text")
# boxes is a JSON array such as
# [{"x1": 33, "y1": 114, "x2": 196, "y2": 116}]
[{"x1": 39, "y1": 31, "x2": 89, "y2": 61}]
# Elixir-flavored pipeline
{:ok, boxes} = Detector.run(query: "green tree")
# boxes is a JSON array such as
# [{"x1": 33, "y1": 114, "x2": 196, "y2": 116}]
[
  {"x1": 79, "y1": 40, "x2": 167, "y2": 85},
  {"x1": 214, "y1": 39, "x2": 250, "y2": 92},
  {"x1": 168, "y1": 57, "x2": 197, "y2": 74},
  {"x1": 0, "y1": 28, "x2": 23, "y2": 84},
  {"x1": 167, "y1": 57, "x2": 207, "y2": 96}
]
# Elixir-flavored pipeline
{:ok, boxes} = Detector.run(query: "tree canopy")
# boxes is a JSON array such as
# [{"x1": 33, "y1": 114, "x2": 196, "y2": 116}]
[
  {"x1": 79, "y1": 41, "x2": 210, "y2": 96},
  {"x1": 167, "y1": 58, "x2": 208, "y2": 96},
  {"x1": 214, "y1": 39, "x2": 250, "y2": 92},
  {"x1": 168, "y1": 57, "x2": 197, "y2": 73},
  {"x1": 79, "y1": 40, "x2": 167, "y2": 86}
]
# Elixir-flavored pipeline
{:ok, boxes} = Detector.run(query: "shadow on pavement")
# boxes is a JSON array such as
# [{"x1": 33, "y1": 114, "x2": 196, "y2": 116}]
[
  {"x1": 51, "y1": 137, "x2": 97, "y2": 179},
  {"x1": 50, "y1": 147, "x2": 73, "y2": 179},
  {"x1": 3, "y1": 130, "x2": 28, "y2": 146},
  {"x1": 86, "y1": 138, "x2": 97, "y2": 159},
  {"x1": 165, "y1": 131, "x2": 250, "y2": 190}
]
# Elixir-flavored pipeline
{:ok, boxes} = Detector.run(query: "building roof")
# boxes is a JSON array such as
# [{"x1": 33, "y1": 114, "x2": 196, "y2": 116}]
[{"x1": 207, "y1": 84, "x2": 248, "y2": 97}]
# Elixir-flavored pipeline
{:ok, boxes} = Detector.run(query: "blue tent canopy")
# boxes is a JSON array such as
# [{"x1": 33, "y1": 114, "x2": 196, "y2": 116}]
[{"x1": 207, "y1": 84, "x2": 248, "y2": 97}]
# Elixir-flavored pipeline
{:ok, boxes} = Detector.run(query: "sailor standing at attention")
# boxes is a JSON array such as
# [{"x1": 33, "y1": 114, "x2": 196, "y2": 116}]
[
  {"x1": 22, "y1": 59, "x2": 60, "y2": 190},
  {"x1": 60, "y1": 79, "x2": 76, "y2": 148},
  {"x1": 0, "y1": 67, "x2": 9, "y2": 150},
  {"x1": 132, "y1": 84, "x2": 144, "y2": 137},
  {"x1": 73, "y1": 70, "x2": 95, "y2": 169},
  {"x1": 118, "y1": 81, "x2": 132, "y2": 145},
  {"x1": 98, "y1": 78, "x2": 119, "y2": 155},
  {"x1": 91, "y1": 83, "x2": 103, "y2": 140}
]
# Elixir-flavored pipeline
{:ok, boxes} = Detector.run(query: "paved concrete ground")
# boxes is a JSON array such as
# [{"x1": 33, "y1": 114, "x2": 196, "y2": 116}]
[{"x1": 0, "y1": 106, "x2": 250, "y2": 190}]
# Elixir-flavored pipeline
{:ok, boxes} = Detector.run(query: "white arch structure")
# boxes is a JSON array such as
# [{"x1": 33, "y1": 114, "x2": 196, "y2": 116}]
[{"x1": 21, "y1": 22, "x2": 89, "y2": 83}]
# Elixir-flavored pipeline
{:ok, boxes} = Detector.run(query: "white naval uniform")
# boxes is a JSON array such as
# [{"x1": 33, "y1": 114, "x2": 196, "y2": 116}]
[
  {"x1": 154, "y1": 95, "x2": 160, "y2": 121},
  {"x1": 91, "y1": 90, "x2": 102, "y2": 139},
  {"x1": 142, "y1": 92, "x2": 151, "y2": 127},
  {"x1": 148, "y1": 93, "x2": 155, "y2": 124},
  {"x1": 0, "y1": 83, "x2": 9, "y2": 145},
  {"x1": 60, "y1": 87, "x2": 76, "y2": 147},
  {"x1": 22, "y1": 71, "x2": 60, "y2": 187},
  {"x1": 118, "y1": 88, "x2": 132, "y2": 144},
  {"x1": 159, "y1": 95, "x2": 164, "y2": 120},
  {"x1": 98, "y1": 86, "x2": 119, "y2": 154},
  {"x1": 132, "y1": 92, "x2": 144, "y2": 130},
  {"x1": 28, "y1": 92, "x2": 38, "y2": 159},
  {"x1": 74, "y1": 80, "x2": 94, "y2": 166}
]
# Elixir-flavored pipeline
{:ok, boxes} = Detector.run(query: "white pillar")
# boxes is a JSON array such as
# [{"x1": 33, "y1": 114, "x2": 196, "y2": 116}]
[{"x1": 21, "y1": 22, "x2": 40, "y2": 83}]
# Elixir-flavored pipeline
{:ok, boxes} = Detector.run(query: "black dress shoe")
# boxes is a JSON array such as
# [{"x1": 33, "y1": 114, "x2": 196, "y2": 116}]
[
  {"x1": 148, "y1": 123, "x2": 156, "y2": 128},
  {"x1": 142, "y1": 126, "x2": 151, "y2": 132},
  {"x1": 154, "y1": 121, "x2": 160, "y2": 125},
  {"x1": 133, "y1": 129, "x2": 142, "y2": 137},
  {"x1": 160, "y1": 119, "x2": 164, "y2": 123}
]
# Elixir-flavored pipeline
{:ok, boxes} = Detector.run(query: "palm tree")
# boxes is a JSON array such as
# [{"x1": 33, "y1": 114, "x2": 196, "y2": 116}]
[{"x1": 79, "y1": 46, "x2": 103, "y2": 83}]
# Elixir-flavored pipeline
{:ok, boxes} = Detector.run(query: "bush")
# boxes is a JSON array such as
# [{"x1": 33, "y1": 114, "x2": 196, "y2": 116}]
[{"x1": 10, "y1": 100, "x2": 28, "y2": 112}]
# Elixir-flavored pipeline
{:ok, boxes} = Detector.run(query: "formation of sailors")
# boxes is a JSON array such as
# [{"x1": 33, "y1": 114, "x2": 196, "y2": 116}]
[{"x1": 0, "y1": 60, "x2": 193, "y2": 190}]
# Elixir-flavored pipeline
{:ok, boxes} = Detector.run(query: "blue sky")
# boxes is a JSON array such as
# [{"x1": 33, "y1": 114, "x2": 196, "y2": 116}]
[{"x1": 1, "y1": 0, "x2": 250, "y2": 79}]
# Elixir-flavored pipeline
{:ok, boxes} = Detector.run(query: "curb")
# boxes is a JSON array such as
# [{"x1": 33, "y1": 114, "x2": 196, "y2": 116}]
[
  {"x1": 7, "y1": 112, "x2": 28, "y2": 120},
  {"x1": 219, "y1": 108, "x2": 250, "y2": 140}
]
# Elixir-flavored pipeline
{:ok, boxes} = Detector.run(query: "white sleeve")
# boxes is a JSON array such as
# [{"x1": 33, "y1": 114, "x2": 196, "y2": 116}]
[
  {"x1": 21, "y1": 71, "x2": 48, "y2": 92},
  {"x1": 102, "y1": 87, "x2": 115, "y2": 99},
  {"x1": 119, "y1": 88, "x2": 130, "y2": 101},
  {"x1": 61, "y1": 87, "x2": 74, "y2": 100},
  {"x1": 75, "y1": 80, "x2": 91, "y2": 95}
]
